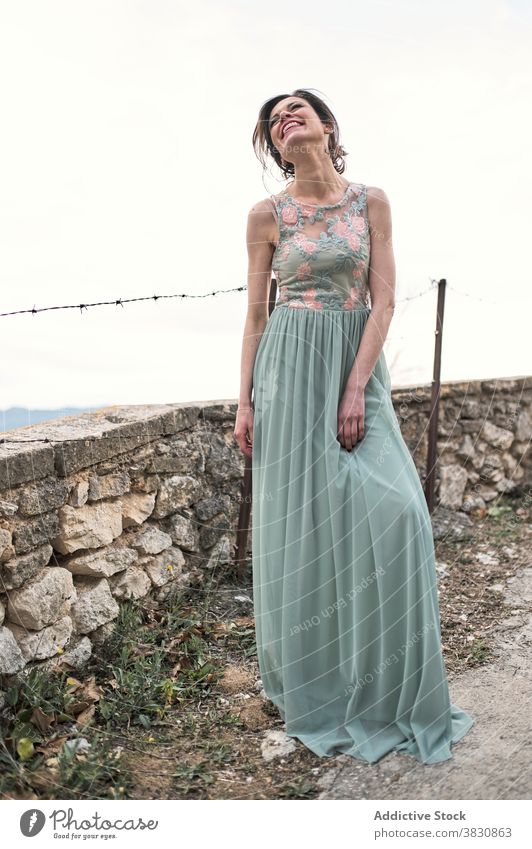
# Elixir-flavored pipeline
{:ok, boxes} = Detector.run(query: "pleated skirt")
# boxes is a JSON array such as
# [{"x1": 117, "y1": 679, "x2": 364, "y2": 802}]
[{"x1": 251, "y1": 304, "x2": 475, "y2": 764}]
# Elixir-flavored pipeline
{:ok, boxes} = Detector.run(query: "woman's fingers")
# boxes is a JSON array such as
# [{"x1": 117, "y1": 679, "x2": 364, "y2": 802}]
[
  {"x1": 235, "y1": 432, "x2": 252, "y2": 458},
  {"x1": 348, "y1": 417, "x2": 358, "y2": 451},
  {"x1": 234, "y1": 411, "x2": 254, "y2": 458},
  {"x1": 338, "y1": 414, "x2": 364, "y2": 451},
  {"x1": 345, "y1": 418, "x2": 354, "y2": 451}
]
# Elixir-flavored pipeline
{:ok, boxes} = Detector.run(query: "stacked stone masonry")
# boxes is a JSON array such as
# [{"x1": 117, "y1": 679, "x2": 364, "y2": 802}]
[{"x1": 0, "y1": 377, "x2": 530, "y2": 675}]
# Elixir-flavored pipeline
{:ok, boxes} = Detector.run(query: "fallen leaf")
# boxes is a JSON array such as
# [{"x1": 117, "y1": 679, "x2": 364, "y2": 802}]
[
  {"x1": 75, "y1": 704, "x2": 96, "y2": 727},
  {"x1": 31, "y1": 706, "x2": 56, "y2": 733}
]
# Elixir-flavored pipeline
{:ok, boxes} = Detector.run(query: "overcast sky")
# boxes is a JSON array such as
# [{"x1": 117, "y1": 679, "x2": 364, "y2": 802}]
[{"x1": 1, "y1": 0, "x2": 531, "y2": 413}]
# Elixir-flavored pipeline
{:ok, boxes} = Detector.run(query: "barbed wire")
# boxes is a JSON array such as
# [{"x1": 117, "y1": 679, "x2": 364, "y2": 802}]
[
  {"x1": 0, "y1": 287, "x2": 248, "y2": 318},
  {"x1": 2, "y1": 276, "x2": 526, "y2": 320}
]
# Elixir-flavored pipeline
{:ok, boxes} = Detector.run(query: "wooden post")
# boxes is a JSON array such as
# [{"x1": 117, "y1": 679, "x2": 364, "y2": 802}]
[
  {"x1": 233, "y1": 275, "x2": 278, "y2": 581},
  {"x1": 424, "y1": 278, "x2": 447, "y2": 514}
]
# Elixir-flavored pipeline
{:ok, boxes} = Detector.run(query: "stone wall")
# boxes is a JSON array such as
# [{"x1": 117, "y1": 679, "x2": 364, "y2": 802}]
[
  {"x1": 0, "y1": 376, "x2": 530, "y2": 675},
  {"x1": 393, "y1": 376, "x2": 531, "y2": 510},
  {"x1": 0, "y1": 402, "x2": 245, "y2": 676}
]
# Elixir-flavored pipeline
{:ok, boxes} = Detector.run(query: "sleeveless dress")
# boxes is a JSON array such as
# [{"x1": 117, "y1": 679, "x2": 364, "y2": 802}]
[{"x1": 251, "y1": 181, "x2": 475, "y2": 764}]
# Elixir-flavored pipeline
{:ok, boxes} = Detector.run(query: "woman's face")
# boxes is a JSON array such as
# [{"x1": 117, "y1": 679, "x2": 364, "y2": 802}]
[{"x1": 268, "y1": 97, "x2": 328, "y2": 162}]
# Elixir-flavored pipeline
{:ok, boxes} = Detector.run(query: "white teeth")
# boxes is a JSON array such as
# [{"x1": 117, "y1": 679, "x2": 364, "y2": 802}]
[{"x1": 283, "y1": 121, "x2": 301, "y2": 137}]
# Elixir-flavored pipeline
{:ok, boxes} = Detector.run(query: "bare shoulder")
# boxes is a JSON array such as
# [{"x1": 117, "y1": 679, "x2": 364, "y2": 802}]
[
  {"x1": 247, "y1": 197, "x2": 278, "y2": 247},
  {"x1": 366, "y1": 185, "x2": 391, "y2": 208},
  {"x1": 366, "y1": 185, "x2": 392, "y2": 223},
  {"x1": 248, "y1": 196, "x2": 277, "y2": 217},
  {"x1": 365, "y1": 186, "x2": 393, "y2": 243}
]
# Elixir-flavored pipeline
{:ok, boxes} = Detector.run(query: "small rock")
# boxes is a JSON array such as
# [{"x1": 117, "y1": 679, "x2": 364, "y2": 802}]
[
  {"x1": 432, "y1": 507, "x2": 474, "y2": 541},
  {"x1": 476, "y1": 552, "x2": 499, "y2": 566},
  {"x1": 64, "y1": 738, "x2": 91, "y2": 754},
  {"x1": 435, "y1": 561, "x2": 449, "y2": 579},
  {"x1": 261, "y1": 729, "x2": 297, "y2": 762}
]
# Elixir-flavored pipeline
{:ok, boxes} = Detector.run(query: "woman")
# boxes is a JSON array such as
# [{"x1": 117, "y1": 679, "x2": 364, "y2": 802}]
[{"x1": 234, "y1": 88, "x2": 475, "y2": 764}]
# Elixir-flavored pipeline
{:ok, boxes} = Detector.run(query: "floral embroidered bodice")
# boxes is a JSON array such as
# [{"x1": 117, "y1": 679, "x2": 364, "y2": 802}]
[{"x1": 267, "y1": 181, "x2": 371, "y2": 311}]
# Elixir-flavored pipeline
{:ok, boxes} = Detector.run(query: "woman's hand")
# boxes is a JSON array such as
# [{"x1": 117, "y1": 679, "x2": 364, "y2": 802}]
[
  {"x1": 234, "y1": 407, "x2": 254, "y2": 459},
  {"x1": 337, "y1": 386, "x2": 365, "y2": 451}
]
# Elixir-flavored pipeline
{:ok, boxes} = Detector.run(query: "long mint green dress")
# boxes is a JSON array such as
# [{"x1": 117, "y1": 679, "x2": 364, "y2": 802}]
[{"x1": 251, "y1": 182, "x2": 475, "y2": 764}]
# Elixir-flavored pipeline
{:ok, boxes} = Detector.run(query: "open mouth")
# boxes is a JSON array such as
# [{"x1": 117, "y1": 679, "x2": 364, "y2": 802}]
[{"x1": 282, "y1": 120, "x2": 303, "y2": 138}]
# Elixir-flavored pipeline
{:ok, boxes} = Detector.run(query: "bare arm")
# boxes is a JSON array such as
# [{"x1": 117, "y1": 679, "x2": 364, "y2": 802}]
[
  {"x1": 238, "y1": 199, "x2": 276, "y2": 405},
  {"x1": 234, "y1": 199, "x2": 276, "y2": 457},
  {"x1": 345, "y1": 186, "x2": 396, "y2": 392}
]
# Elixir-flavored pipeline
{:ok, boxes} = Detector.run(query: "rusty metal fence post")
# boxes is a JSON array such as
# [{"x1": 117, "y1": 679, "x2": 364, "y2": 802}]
[{"x1": 424, "y1": 278, "x2": 447, "y2": 513}]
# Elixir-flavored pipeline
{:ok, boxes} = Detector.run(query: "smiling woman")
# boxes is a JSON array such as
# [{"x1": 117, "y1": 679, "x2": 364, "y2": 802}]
[
  {"x1": 235, "y1": 87, "x2": 475, "y2": 766},
  {"x1": 254, "y1": 88, "x2": 348, "y2": 192}
]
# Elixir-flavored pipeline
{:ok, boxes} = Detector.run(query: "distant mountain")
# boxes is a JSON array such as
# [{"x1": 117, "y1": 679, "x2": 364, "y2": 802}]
[{"x1": 0, "y1": 406, "x2": 107, "y2": 432}]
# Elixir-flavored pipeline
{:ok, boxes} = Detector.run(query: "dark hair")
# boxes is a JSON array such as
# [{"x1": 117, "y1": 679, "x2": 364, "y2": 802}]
[{"x1": 252, "y1": 87, "x2": 348, "y2": 180}]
